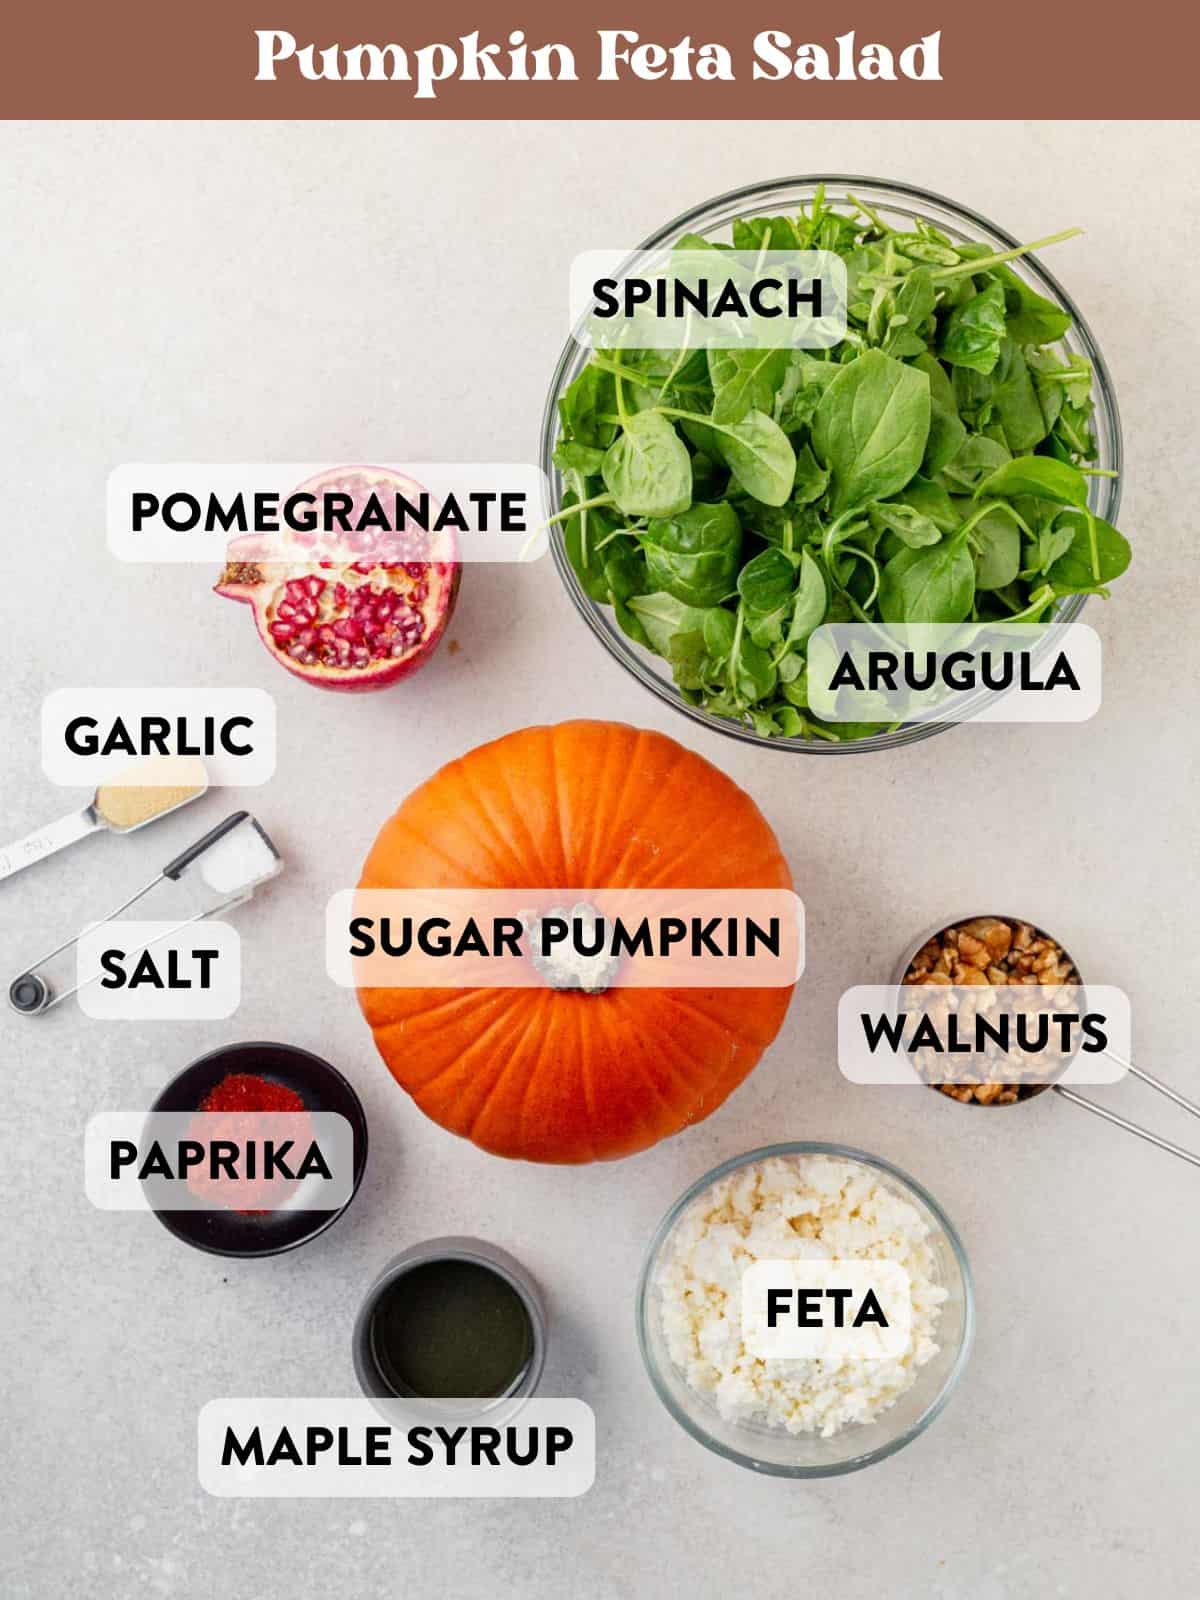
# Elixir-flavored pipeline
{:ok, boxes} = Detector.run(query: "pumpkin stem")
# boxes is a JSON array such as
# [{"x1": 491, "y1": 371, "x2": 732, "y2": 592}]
[{"x1": 524, "y1": 902, "x2": 619, "y2": 994}]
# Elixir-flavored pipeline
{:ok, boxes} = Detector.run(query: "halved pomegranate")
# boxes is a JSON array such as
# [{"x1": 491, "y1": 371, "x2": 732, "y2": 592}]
[{"x1": 215, "y1": 466, "x2": 461, "y2": 692}]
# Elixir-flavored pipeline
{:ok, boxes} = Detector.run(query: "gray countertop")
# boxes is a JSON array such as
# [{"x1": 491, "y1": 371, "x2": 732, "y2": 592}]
[{"x1": 1, "y1": 119, "x2": 1197, "y2": 1598}]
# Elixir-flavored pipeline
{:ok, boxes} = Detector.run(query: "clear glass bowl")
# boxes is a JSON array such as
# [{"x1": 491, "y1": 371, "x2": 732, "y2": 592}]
[
  {"x1": 636, "y1": 1142, "x2": 974, "y2": 1476},
  {"x1": 541, "y1": 175, "x2": 1123, "y2": 754}
]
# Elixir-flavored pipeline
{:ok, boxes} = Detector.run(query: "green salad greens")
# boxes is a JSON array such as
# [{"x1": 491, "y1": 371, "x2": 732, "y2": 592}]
[{"x1": 551, "y1": 189, "x2": 1130, "y2": 743}]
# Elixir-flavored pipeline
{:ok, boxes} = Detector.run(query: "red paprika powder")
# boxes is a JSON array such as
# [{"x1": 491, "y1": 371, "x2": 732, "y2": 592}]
[
  {"x1": 199, "y1": 1073, "x2": 305, "y2": 1114},
  {"x1": 189, "y1": 1073, "x2": 310, "y2": 1214}
]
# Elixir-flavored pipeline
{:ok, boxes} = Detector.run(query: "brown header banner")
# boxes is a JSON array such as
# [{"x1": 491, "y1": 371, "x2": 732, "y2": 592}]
[{"x1": 2, "y1": 1, "x2": 1195, "y2": 118}]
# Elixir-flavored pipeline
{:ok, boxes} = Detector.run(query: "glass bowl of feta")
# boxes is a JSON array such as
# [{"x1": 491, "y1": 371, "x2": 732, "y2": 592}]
[{"x1": 636, "y1": 1142, "x2": 973, "y2": 1476}]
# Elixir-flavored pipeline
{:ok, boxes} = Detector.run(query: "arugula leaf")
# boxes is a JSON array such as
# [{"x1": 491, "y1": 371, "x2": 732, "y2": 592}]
[
  {"x1": 881, "y1": 267, "x2": 937, "y2": 360},
  {"x1": 779, "y1": 549, "x2": 827, "y2": 653}
]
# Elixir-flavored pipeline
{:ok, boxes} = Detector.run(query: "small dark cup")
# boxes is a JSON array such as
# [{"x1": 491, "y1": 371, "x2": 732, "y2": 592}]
[
  {"x1": 147, "y1": 1040, "x2": 368, "y2": 1257},
  {"x1": 352, "y1": 1237, "x2": 546, "y2": 1418}
]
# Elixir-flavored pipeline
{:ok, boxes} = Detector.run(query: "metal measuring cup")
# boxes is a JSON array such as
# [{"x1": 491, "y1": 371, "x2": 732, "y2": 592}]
[{"x1": 893, "y1": 913, "x2": 1200, "y2": 1170}]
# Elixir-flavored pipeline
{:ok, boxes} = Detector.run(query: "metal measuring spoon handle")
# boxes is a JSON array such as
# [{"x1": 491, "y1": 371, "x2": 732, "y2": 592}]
[
  {"x1": 1110, "y1": 1055, "x2": 1200, "y2": 1121},
  {"x1": 0, "y1": 806, "x2": 100, "y2": 882},
  {"x1": 1054, "y1": 1082, "x2": 1200, "y2": 1171}
]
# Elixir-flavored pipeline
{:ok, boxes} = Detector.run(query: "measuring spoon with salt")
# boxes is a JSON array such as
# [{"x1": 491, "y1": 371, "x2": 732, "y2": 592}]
[{"x1": 0, "y1": 756, "x2": 208, "y2": 883}]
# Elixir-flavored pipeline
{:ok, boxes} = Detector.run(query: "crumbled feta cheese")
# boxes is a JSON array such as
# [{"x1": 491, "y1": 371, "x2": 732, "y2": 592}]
[{"x1": 655, "y1": 1154, "x2": 948, "y2": 1437}]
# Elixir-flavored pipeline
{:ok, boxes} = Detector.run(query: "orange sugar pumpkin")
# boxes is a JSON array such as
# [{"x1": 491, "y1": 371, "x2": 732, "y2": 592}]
[{"x1": 357, "y1": 720, "x2": 795, "y2": 1162}]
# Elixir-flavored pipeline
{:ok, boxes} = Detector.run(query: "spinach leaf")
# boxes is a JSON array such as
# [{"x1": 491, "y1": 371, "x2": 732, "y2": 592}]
[
  {"x1": 971, "y1": 506, "x2": 1022, "y2": 591},
  {"x1": 562, "y1": 488, "x2": 619, "y2": 602},
  {"x1": 641, "y1": 501, "x2": 742, "y2": 606},
  {"x1": 557, "y1": 365, "x2": 616, "y2": 448},
  {"x1": 1046, "y1": 509, "x2": 1131, "y2": 592},
  {"x1": 879, "y1": 529, "x2": 975, "y2": 624},
  {"x1": 939, "y1": 280, "x2": 1007, "y2": 374},
  {"x1": 712, "y1": 410, "x2": 797, "y2": 506},
  {"x1": 779, "y1": 548, "x2": 827, "y2": 653},
  {"x1": 553, "y1": 440, "x2": 606, "y2": 477},
  {"x1": 604, "y1": 548, "x2": 651, "y2": 648},
  {"x1": 869, "y1": 501, "x2": 943, "y2": 549},
  {"x1": 626, "y1": 592, "x2": 715, "y2": 657},
  {"x1": 737, "y1": 547, "x2": 797, "y2": 647},
  {"x1": 975, "y1": 455, "x2": 1087, "y2": 507},
  {"x1": 812, "y1": 349, "x2": 931, "y2": 512},
  {"x1": 913, "y1": 352, "x2": 967, "y2": 476},
  {"x1": 601, "y1": 411, "x2": 692, "y2": 517},
  {"x1": 709, "y1": 348, "x2": 790, "y2": 426}
]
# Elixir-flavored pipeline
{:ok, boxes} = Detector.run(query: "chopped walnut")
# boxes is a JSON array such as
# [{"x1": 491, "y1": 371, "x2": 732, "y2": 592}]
[{"x1": 902, "y1": 916, "x2": 1078, "y2": 1106}]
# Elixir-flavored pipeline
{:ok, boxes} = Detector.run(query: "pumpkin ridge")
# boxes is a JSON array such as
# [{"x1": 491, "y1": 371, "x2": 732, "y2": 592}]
[
  {"x1": 626, "y1": 997, "x2": 744, "y2": 1105},
  {"x1": 366, "y1": 813, "x2": 510, "y2": 889},
  {"x1": 586, "y1": 724, "x2": 656, "y2": 884},
  {"x1": 480, "y1": 729, "x2": 565, "y2": 883},
  {"x1": 447, "y1": 756, "x2": 548, "y2": 884},
  {"x1": 464, "y1": 991, "x2": 555, "y2": 1150},
  {"x1": 655, "y1": 987, "x2": 790, "y2": 1049},
  {"x1": 369, "y1": 985, "x2": 524, "y2": 1088},
  {"x1": 547, "y1": 726, "x2": 577, "y2": 884},
  {"x1": 591, "y1": 994, "x2": 689, "y2": 1140},
  {"x1": 518, "y1": 997, "x2": 601, "y2": 1162},
  {"x1": 409, "y1": 991, "x2": 542, "y2": 1098},
  {"x1": 597, "y1": 735, "x2": 734, "y2": 887},
  {"x1": 361, "y1": 986, "x2": 498, "y2": 1030},
  {"x1": 573, "y1": 993, "x2": 599, "y2": 1146}
]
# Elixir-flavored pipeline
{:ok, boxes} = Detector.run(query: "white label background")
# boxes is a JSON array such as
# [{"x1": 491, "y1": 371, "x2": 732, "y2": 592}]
[
  {"x1": 77, "y1": 921, "x2": 241, "y2": 1020},
  {"x1": 198, "y1": 1399, "x2": 595, "y2": 1498},
  {"x1": 85, "y1": 1112, "x2": 356, "y2": 1211},
  {"x1": 107, "y1": 463, "x2": 549, "y2": 564},
  {"x1": 741, "y1": 1260, "x2": 912, "y2": 1359},
  {"x1": 42, "y1": 687, "x2": 276, "y2": 787}
]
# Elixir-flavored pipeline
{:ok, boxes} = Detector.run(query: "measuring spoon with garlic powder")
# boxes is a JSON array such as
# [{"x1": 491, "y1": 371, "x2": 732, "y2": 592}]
[
  {"x1": 0, "y1": 756, "x2": 208, "y2": 883},
  {"x1": 895, "y1": 913, "x2": 1200, "y2": 1171}
]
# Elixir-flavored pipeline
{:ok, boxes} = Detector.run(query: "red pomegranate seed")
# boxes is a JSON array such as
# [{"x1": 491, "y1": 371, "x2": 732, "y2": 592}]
[
  {"x1": 333, "y1": 618, "x2": 363, "y2": 642},
  {"x1": 269, "y1": 621, "x2": 295, "y2": 640},
  {"x1": 304, "y1": 576, "x2": 327, "y2": 598}
]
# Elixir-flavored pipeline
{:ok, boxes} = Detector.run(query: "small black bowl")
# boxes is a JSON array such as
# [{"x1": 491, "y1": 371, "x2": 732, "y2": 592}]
[{"x1": 147, "y1": 1041, "x2": 369, "y2": 1258}]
